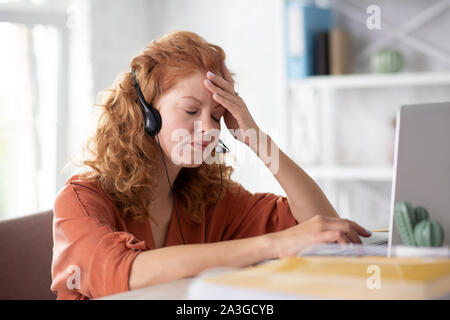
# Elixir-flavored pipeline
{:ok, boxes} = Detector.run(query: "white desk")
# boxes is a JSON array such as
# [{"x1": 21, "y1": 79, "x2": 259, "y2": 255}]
[{"x1": 100, "y1": 278, "x2": 194, "y2": 300}]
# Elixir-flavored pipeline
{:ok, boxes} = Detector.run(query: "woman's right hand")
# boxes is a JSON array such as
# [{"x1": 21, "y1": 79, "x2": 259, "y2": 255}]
[{"x1": 265, "y1": 215, "x2": 372, "y2": 258}]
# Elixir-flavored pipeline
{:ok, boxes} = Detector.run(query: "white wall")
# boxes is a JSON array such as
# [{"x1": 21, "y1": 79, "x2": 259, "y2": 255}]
[
  {"x1": 90, "y1": 0, "x2": 166, "y2": 96},
  {"x1": 335, "y1": 0, "x2": 450, "y2": 73}
]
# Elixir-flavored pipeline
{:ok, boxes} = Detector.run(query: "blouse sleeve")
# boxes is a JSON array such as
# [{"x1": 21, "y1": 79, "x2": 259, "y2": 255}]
[
  {"x1": 221, "y1": 182, "x2": 299, "y2": 241},
  {"x1": 51, "y1": 182, "x2": 146, "y2": 300}
]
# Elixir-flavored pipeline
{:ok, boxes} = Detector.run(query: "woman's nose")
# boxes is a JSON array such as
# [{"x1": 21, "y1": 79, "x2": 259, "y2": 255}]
[{"x1": 200, "y1": 113, "x2": 217, "y2": 132}]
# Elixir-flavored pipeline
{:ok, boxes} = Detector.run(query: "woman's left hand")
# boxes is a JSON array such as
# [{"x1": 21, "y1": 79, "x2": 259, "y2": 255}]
[{"x1": 203, "y1": 60, "x2": 260, "y2": 148}]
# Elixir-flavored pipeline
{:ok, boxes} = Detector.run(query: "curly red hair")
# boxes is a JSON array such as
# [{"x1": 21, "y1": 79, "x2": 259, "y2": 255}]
[{"x1": 68, "y1": 31, "x2": 235, "y2": 224}]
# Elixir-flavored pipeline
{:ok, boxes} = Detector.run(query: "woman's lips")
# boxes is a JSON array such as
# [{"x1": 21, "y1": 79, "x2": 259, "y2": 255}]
[{"x1": 190, "y1": 142, "x2": 209, "y2": 150}]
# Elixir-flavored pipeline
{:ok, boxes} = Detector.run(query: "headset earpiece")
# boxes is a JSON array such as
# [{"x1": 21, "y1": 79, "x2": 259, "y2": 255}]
[
  {"x1": 215, "y1": 139, "x2": 230, "y2": 153},
  {"x1": 131, "y1": 70, "x2": 162, "y2": 136}
]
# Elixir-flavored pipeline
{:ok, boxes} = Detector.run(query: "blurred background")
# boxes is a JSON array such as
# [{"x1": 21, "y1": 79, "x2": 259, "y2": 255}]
[{"x1": 1, "y1": 0, "x2": 450, "y2": 231}]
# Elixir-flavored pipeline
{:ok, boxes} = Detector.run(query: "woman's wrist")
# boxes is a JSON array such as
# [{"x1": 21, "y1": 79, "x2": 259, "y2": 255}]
[
  {"x1": 246, "y1": 128, "x2": 267, "y2": 154},
  {"x1": 218, "y1": 234, "x2": 277, "y2": 267},
  {"x1": 247, "y1": 130, "x2": 280, "y2": 175},
  {"x1": 259, "y1": 233, "x2": 279, "y2": 260}
]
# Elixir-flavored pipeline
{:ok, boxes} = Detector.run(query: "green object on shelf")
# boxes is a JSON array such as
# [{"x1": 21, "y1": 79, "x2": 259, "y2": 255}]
[
  {"x1": 372, "y1": 49, "x2": 404, "y2": 73},
  {"x1": 394, "y1": 201, "x2": 416, "y2": 246},
  {"x1": 414, "y1": 206, "x2": 429, "y2": 222},
  {"x1": 394, "y1": 201, "x2": 445, "y2": 247},
  {"x1": 414, "y1": 220, "x2": 445, "y2": 247}
]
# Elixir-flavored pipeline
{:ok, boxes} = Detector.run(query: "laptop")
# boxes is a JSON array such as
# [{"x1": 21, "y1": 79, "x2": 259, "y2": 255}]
[
  {"x1": 387, "y1": 101, "x2": 450, "y2": 255},
  {"x1": 301, "y1": 101, "x2": 450, "y2": 257}
]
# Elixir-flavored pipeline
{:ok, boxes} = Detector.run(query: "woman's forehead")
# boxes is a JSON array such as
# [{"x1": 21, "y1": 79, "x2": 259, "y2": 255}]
[
  {"x1": 173, "y1": 70, "x2": 208, "y2": 91},
  {"x1": 164, "y1": 71, "x2": 225, "y2": 110}
]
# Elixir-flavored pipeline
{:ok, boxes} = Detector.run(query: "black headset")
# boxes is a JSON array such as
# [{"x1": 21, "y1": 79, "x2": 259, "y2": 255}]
[
  {"x1": 131, "y1": 70, "x2": 162, "y2": 136},
  {"x1": 131, "y1": 70, "x2": 229, "y2": 245}
]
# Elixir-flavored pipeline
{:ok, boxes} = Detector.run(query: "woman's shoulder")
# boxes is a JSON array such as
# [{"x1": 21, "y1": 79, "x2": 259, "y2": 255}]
[
  {"x1": 56, "y1": 174, "x2": 106, "y2": 202},
  {"x1": 224, "y1": 180, "x2": 254, "y2": 202},
  {"x1": 59, "y1": 173, "x2": 115, "y2": 198},
  {"x1": 54, "y1": 174, "x2": 119, "y2": 221},
  {"x1": 63, "y1": 173, "x2": 102, "y2": 191},
  {"x1": 226, "y1": 179, "x2": 267, "y2": 196}
]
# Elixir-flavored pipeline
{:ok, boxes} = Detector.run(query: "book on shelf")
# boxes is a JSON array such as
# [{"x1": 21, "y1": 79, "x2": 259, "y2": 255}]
[
  {"x1": 314, "y1": 30, "x2": 329, "y2": 75},
  {"x1": 329, "y1": 28, "x2": 351, "y2": 75},
  {"x1": 284, "y1": 0, "x2": 332, "y2": 78},
  {"x1": 284, "y1": 0, "x2": 353, "y2": 78},
  {"x1": 311, "y1": 28, "x2": 352, "y2": 76}
]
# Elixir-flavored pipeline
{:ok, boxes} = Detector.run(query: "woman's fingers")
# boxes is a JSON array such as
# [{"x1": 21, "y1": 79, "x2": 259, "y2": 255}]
[
  {"x1": 326, "y1": 221, "x2": 362, "y2": 244},
  {"x1": 318, "y1": 215, "x2": 371, "y2": 238},
  {"x1": 204, "y1": 77, "x2": 239, "y2": 105},
  {"x1": 344, "y1": 219, "x2": 372, "y2": 237},
  {"x1": 210, "y1": 91, "x2": 239, "y2": 115},
  {"x1": 322, "y1": 230, "x2": 352, "y2": 246},
  {"x1": 336, "y1": 233, "x2": 352, "y2": 247},
  {"x1": 206, "y1": 71, "x2": 235, "y2": 96},
  {"x1": 273, "y1": 216, "x2": 372, "y2": 259},
  {"x1": 310, "y1": 215, "x2": 370, "y2": 245},
  {"x1": 203, "y1": 78, "x2": 242, "y2": 118}
]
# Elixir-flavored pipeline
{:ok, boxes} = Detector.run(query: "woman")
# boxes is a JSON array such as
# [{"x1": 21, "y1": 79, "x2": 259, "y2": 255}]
[{"x1": 51, "y1": 31, "x2": 371, "y2": 300}]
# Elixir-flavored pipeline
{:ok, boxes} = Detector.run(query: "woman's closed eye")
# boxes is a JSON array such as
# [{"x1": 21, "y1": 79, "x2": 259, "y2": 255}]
[{"x1": 185, "y1": 110, "x2": 221, "y2": 123}]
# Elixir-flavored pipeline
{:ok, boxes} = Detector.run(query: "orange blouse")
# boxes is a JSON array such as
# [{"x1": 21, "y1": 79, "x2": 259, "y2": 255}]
[{"x1": 51, "y1": 174, "x2": 299, "y2": 299}]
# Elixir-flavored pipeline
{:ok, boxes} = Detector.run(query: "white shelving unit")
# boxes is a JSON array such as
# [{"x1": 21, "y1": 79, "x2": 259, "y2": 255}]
[
  {"x1": 288, "y1": 71, "x2": 450, "y2": 179},
  {"x1": 282, "y1": 0, "x2": 450, "y2": 228},
  {"x1": 285, "y1": 71, "x2": 450, "y2": 225},
  {"x1": 287, "y1": 72, "x2": 450, "y2": 172},
  {"x1": 289, "y1": 71, "x2": 450, "y2": 89}
]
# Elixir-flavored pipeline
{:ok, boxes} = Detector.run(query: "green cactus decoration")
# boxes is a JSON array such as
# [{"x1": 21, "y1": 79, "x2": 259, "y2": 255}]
[
  {"x1": 414, "y1": 220, "x2": 444, "y2": 247},
  {"x1": 414, "y1": 206, "x2": 429, "y2": 222},
  {"x1": 394, "y1": 201, "x2": 416, "y2": 246},
  {"x1": 394, "y1": 201, "x2": 445, "y2": 247}
]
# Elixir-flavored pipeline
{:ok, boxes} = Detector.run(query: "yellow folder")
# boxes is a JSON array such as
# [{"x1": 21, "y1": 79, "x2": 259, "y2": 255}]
[{"x1": 200, "y1": 256, "x2": 450, "y2": 299}]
